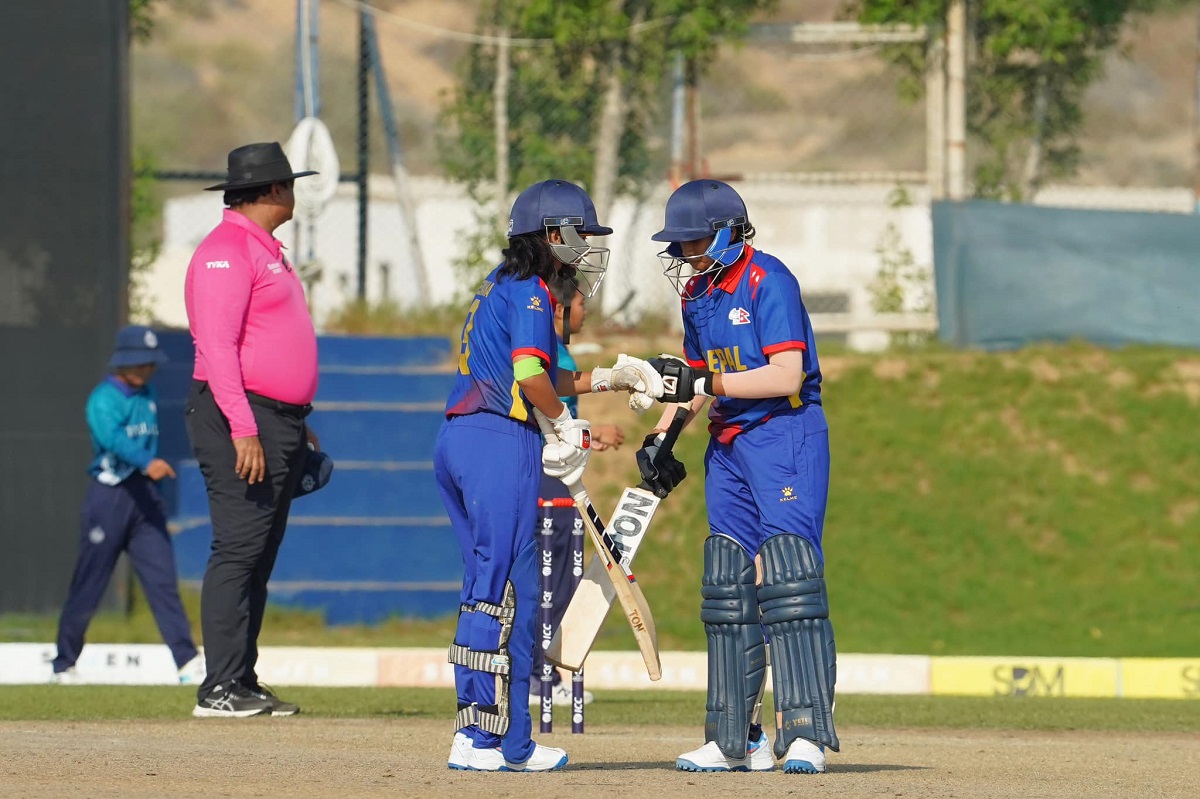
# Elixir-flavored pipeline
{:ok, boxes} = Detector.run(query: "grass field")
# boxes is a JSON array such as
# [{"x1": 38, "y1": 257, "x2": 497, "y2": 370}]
[
  {"x1": 2, "y1": 686, "x2": 1196, "y2": 731},
  {"x1": 3, "y1": 343, "x2": 1199, "y2": 661}
]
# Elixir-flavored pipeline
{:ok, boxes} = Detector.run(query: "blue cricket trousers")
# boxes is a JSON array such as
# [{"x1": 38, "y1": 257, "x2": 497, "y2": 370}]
[
  {"x1": 53, "y1": 474, "x2": 197, "y2": 672},
  {"x1": 434, "y1": 411, "x2": 541, "y2": 764}
]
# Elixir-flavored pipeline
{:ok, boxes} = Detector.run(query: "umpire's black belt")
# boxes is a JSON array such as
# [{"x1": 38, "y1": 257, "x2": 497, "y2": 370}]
[{"x1": 246, "y1": 390, "x2": 313, "y2": 419}]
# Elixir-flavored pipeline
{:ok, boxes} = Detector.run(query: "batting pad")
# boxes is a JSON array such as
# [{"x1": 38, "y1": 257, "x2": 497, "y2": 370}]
[
  {"x1": 700, "y1": 534, "x2": 767, "y2": 759},
  {"x1": 757, "y1": 534, "x2": 840, "y2": 755}
]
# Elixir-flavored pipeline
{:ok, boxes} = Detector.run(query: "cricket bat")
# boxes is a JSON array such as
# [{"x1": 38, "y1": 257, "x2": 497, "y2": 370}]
[
  {"x1": 533, "y1": 407, "x2": 685, "y2": 681},
  {"x1": 546, "y1": 405, "x2": 689, "y2": 673}
]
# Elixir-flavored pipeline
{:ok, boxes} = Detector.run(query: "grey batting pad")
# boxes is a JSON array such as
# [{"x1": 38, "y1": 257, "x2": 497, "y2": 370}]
[
  {"x1": 700, "y1": 534, "x2": 767, "y2": 759},
  {"x1": 757, "y1": 534, "x2": 840, "y2": 755}
]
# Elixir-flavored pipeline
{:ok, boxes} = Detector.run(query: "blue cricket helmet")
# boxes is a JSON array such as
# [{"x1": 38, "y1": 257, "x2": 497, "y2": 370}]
[
  {"x1": 651, "y1": 179, "x2": 748, "y2": 244},
  {"x1": 653, "y1": 180, "x2": 751, "y2": 300},
  {"x1": 508, "y1": 179, "x2": 613, "y2": 237}
]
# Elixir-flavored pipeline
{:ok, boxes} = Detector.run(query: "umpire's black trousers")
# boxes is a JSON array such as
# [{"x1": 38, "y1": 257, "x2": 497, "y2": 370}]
[{"x1": 185, "y1": 380, "x2": 307, "y2": 700}]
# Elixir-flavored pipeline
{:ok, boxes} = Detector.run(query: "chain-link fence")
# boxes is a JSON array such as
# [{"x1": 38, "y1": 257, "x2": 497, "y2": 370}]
[{"x1": 132, "y1": 0, "x2": 1200, "y2": 346}]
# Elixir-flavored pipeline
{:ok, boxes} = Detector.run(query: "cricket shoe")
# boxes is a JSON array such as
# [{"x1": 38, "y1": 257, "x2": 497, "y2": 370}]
[
  {"x1": 448, "y1": 732, "x2": 472, "y2": 770},
  {"x1": 782, "y1": 738, "x2": 827, "y2": 774},
  {"x1": 246, "y1": 684, "x2": 300, "y2": 716},
  {"x1": 676, "y1": 737, "x2": 775, "y2": 772},
  {"x1": 177, "y1": 655, "x2": 206, "y2": 686},
  {"x1": 192, "y1": 681, "x2": 273, "y2": 718},
  {"x1": 528, "y1": 682, "x2": 595, "y2": 707},
  {"x1": 50, "y1": 667, "x2": 82, "y2": 685},
  {"x1": 461, "y1": 743, "x2": 569, "y2": 772}
]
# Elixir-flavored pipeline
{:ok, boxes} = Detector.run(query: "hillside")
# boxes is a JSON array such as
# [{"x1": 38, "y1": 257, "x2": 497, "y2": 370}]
[{"x1": 132, "y1": 0, "x2": 1197, "y2": 187}]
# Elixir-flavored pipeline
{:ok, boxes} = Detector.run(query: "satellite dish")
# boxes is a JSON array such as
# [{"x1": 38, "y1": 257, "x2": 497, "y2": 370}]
[{"x1": 285, "y1": 116, "x2": 340, "y2": 224}]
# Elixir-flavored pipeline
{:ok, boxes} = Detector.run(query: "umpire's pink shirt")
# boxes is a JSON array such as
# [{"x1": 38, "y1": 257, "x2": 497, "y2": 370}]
[{"x1": 185, "y1": 209, "x2": 318, "y2": 439}]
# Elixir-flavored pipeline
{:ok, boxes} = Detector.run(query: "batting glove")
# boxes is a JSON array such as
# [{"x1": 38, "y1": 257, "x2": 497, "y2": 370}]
[
  {"x1": 542, "y1": 416, "x2": 591, "y2": 486},
  {"x1": 647, "y1": 354, "x2": 716, "y2": 403},
  {"x1": 590, "y1": 354, "x2": 665, "y2": 398},
  {"x1": 636, "y1": 431, "x2": 687, "y2": 498}
]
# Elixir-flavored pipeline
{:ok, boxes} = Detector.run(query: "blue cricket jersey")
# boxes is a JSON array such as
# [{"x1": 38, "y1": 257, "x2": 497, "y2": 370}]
[
  {"x1": 86, "y1": 376, "x2": 160, "y2": 485},
  {"x1": 445, "y1": 266, "x2": 559, "y2": 424},
  {"x1": 681, "y1": 246, "x2": 821, "y2": 443}
]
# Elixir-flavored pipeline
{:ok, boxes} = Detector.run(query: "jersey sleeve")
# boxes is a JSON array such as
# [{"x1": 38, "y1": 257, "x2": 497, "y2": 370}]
[
  {"x1": 507, "y1": 280, "x2": 556, "y2": 366},
  {"x1": 86, "y1": 387, "x2": 154, "y2": 471},
  {"x1": 682, "y1": 313, "x2": 705, "y2": 368},
  {"x1": 753, "y1": 267, "x2": 809, "y2": 356},
  {"x1": 189, "y1": 239, "x2": 257, "y2": 438}
]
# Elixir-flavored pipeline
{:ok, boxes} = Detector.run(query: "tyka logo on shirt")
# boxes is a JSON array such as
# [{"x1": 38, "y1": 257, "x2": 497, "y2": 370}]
[
  {"x1": 206, "y1": 260, "x2": 230, "y2": 269},
  {"x1": 728, "y1": 307, "x2": 751, "y2": 325}
]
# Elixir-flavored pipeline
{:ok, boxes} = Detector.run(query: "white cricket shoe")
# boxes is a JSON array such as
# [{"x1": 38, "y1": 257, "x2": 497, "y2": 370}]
[
  {"x1": 177, "y1": 655, "x2": 206, "y2": 685},
  {"x1": 448, "y1": 732, "x2": 472, "y2": 770},
  {"x1": 528, "y1": 681, "x2": 595, "y2": 706},
  {"x1": 461, "y1": 743, "x2": 568, "y2": 772},
  {"x1": 50, "y1": 667, "x2": 82, "y2": 685},
  {"x1": 782, "y1": 738, "x2": 827, "y2": 774},
  {"x1": 676, "y1": 736, "x2": 774, "y2": 772}
]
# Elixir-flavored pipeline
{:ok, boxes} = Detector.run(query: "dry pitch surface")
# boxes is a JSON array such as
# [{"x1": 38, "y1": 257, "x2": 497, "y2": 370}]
[{"x1": 3, "y1": 718, "x2": 1197, "y2": 798}]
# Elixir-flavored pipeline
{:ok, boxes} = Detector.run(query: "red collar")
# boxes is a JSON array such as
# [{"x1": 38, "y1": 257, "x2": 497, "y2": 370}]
[{"x1": 711, "y1": 245, "x2": 755, "y2": 294}]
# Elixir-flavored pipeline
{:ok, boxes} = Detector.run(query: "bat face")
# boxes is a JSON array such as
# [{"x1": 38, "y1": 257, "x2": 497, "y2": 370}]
[
  {"x1": 548, "y1": 487, "x2": 663, "y2": 673},
  {"x1": 606, "y1": 488, "x2": 659, "y2": 570}
]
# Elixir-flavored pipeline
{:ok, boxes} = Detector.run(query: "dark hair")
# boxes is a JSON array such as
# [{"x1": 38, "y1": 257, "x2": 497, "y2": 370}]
[
  {"x1": 497, "y1": 233, "x2": 557, "y2": 285},
  {"x1": 223, "y1": 180, "x2": 293, "y2": 209}
]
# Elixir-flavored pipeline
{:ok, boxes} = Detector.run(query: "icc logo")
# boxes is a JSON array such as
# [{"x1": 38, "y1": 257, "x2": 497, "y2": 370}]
[{"x1": 780, "y1": 486, "x2": 797, "y2": 503}]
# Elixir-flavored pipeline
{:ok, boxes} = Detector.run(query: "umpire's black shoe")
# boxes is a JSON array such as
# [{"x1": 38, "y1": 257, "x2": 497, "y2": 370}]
[
  {"x1": 192, "y1": 681, "x2": 273, "y2": 718},
  {"x1": 247, "y1": 683, "x2": 301, "y2": 717}
]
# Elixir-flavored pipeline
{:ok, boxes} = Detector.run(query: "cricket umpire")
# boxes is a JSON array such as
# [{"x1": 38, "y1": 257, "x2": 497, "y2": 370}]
[{"x1": 184, "y1": 142, "x2": 320, "y2": 718}]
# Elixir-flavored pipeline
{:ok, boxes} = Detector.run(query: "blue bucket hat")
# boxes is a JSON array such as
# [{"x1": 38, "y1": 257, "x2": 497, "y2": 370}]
[
  {"x1": 108, "y1": 325, "x2": 169, "y2": 370},
  {"x1": 293, "y1": 446, "x2": 334, "y2": 498}
]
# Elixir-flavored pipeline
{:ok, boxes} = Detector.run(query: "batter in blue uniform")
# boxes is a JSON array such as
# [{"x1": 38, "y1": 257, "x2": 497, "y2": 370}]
[
  {"x1": 639, "y1": 180, "x2": 840, "y2": 774},
  {"x1": 51, "y1": 326, "x2": 203, "y2": 685},
  {"x1": 438, "y1": 179, "x2": 661, "y2": 772}
]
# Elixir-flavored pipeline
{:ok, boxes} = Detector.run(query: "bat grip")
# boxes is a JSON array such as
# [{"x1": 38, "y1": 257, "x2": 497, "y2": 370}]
[{"x1": 652, "y1": 404, "x2": 689, "y2": 469}]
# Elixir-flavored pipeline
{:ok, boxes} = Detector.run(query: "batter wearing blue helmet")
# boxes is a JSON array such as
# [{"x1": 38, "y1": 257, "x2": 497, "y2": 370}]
[
  {"x1": 438, "y1": 179, "x2": 662, "y2": 772},
  {"x1": 638, "y1": 180, "x2": 839, "y2": 773}
]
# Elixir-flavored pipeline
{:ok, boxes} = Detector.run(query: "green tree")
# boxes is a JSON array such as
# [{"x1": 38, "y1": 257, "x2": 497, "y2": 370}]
[
  {"x1": 436, "y1": 0, "x2": 774, "y2": 287},
  {"x1": 848, "y1": 0, "x2": 1173, "y2": 200}
]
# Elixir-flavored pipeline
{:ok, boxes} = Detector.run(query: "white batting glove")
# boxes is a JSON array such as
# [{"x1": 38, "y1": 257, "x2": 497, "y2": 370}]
[
  {"x1": 542, "y1": 417, "x2": 591, "y2": 485},
  {"x1": 590, "y1": 354, "x2": 665, "y2": 398},
  {"x1": 628, "y1": 391, "x2": 655, "y2": 413}
]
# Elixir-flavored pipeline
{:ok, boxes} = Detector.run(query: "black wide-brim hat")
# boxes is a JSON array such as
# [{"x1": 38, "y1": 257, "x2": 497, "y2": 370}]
[{"x1": 205, "y1": 141, "x2": 318, "y2": 191}]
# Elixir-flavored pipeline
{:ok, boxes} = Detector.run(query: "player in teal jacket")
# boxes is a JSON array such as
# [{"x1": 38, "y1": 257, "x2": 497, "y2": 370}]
[{"x1": 51, "y1": 326, "x2": 203, "y2": 685}]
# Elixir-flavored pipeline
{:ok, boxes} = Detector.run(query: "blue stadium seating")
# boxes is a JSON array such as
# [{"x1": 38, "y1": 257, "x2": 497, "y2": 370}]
[{"x1": 156, "y1": 331, "x2": 462, "y2": 624}]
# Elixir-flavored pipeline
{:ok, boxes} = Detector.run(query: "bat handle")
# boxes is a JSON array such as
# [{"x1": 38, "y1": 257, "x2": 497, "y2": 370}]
[{"x1": 653, "y1": 404, "x2": 689, "y2": 469}]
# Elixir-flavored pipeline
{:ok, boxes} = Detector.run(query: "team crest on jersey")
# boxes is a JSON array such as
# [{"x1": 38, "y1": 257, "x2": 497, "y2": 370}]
[
  {"x1": 728, "y1": 307, "x2": 751, "y2": 325},
  {"x1": 528, "y1": 296, "x2": 544, "y2": 312},
  {"x1": 780, "y1": 486, "x2": 797, "y2": 502}
]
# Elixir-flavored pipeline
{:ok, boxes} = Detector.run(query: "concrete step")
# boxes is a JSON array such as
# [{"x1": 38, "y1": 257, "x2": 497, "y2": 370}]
[
  {"x1": 169, "y1": 460, "x2": 444, "y2": 520},
  {"x1": 172, "y1": 519, "x2": 461, "y2": 584}
]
